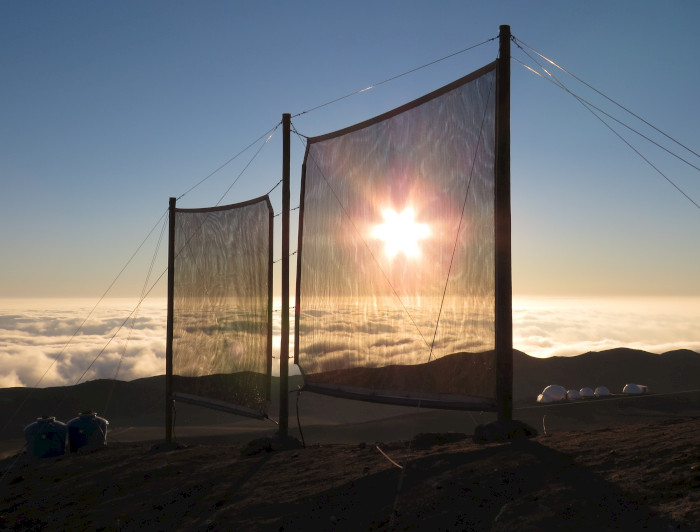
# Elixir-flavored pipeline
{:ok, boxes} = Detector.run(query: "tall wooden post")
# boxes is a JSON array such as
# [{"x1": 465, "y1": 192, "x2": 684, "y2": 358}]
[
  {"x1": 279, "y1": 113, "x2": 291, "y2": 437},
  {"x1": 165, "y1": 197, "x2": 176, "y2": 442},
  {"x1": 495, "y1": 25, "x2": 513, "y2": 422}
]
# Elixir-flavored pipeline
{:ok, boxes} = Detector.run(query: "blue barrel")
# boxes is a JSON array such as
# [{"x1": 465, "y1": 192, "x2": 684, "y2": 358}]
[
  {"x1": 24, "y1": 416, "x2": 67, "y2": 459},
  {"x1": 67, "y1": 411, "x2": 109, "y2": 452}
]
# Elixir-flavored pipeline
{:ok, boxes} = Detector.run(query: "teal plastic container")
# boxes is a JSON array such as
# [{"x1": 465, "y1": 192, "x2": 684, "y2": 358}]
[
  {"x1": 67, "y1": 411, "x2": 109, "y2": 452},
  {"x1": 24, "y1": 416, "x2": 67, "y2": 458}
]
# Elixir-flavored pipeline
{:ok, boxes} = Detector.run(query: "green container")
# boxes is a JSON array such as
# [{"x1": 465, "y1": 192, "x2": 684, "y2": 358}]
[
  {"x1": 67, "y1": 411, "x2": 109, "y2": 452},
  {"x1": 24, "y1": 416, "x2": 67, "y2": 458}
]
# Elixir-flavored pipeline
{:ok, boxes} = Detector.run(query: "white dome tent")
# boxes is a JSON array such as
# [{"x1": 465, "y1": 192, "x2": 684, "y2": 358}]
[
  {"x1": 580, "y1": 387, "x2": 594, "y2": 398},
  {"x1": 594, "y1": 386, "x2": 611, "y2": 397},
  {"x1": 537, "y1": 393, "x2": 554, "y2": 404},
  {"x1": 567, "y1": 389, "x2": 582, "y2": 400},
  {"x1": 537, "y1": 384, "x2": 567, "y2": 403},
  {"x1": 623, "y1": 383, "x2": 648, "y2": 394}
]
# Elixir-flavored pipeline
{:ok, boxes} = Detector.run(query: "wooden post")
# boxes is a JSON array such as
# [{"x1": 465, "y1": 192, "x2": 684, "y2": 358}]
[
  {"x1": 165, "y1": 197, "x2": 176, "y2": 442},
  {"x1": 279, "y1": 113, "x2": 291, "y2": 437},
  {"x1": 495, "y1": 25, "x2": 513, "y2": 423},
  {"x1": 266, "y1": 202, "x2": 274, "y2": 400}
]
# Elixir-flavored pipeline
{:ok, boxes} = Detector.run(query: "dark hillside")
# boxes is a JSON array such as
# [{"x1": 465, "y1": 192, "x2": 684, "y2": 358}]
[
  {"x1": 2, "y1": 349, "x2": 699, "y2": 440},
  {"x1": 513, "y1": 348, "x2": 700, "y2": 402}
]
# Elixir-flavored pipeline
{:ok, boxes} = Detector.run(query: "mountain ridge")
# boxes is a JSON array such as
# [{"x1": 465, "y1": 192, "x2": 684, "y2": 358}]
[{"x1": 2, "y1": 348, "x2": 698, "y2": 436}]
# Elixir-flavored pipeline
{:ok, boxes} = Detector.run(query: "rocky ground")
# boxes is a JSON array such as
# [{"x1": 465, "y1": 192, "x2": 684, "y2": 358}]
[{"x1": 1, "y1": 416, "x2": 698, "y2": 531}]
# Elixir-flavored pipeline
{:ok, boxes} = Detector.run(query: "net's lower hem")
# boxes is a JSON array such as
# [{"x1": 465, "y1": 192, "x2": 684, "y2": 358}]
[
  {"x1": 301, "y1": 382, "x2": 497, "y2": 411},
  {"x1": 171, "y1": 392, "x2": 268, "y2": 420}
]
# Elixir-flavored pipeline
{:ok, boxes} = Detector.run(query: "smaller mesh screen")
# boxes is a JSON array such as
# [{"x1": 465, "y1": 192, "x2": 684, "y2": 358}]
[{"x1": 171, "y1": 196, "x2": 273, "y2": 418}]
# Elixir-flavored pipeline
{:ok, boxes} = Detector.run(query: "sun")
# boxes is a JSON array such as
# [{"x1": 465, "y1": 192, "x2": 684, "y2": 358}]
[{"x1": 371, "y1": 207, "x2": 430, "y2": 258}]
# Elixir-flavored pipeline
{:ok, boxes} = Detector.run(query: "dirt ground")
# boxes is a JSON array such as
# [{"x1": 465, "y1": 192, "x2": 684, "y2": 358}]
[{"x1": 1, "y1": 415, "x2": 698, "y2": 531}]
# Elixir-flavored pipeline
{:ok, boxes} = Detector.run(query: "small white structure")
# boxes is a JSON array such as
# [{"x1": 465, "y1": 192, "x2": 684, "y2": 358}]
[
  {"x1": 623, "y1": 383, "x2": 648, "y2": 394},
  {"x1": 539, "y1": 384, "x2": 567, "y2": 402},
  {"x1": 580, "y1": 387, "x2": 594, "y2": 398},
  {"x1": 594, "y1": 386, "x2": 611, "y2": 397},
  {"x1": 567, "y1": 389, "x2": 582, "y2": 400},
  {"x1": 537, "y1": 393, "x2": 554, "y2": 404}
]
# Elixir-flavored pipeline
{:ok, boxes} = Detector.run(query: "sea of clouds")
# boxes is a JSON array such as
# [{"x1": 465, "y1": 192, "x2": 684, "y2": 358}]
[
  {"x1": 0, "y1": 299, "x2": 167, "y2": 388},
  {"x1": 513, "y1": 296, "x2": 700, "y2": 358},
  {"x1": 1, "y1": 296, "x2": 699, "y2": 388}
]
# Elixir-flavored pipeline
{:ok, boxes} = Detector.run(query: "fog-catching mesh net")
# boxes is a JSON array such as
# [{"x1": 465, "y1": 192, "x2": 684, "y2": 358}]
[
  {"x1": 295, "y1": 63, "x2": 498, "y2": 409},
  {"x1": 171, "y1": 196, "x2": 272, "y2": 419}
]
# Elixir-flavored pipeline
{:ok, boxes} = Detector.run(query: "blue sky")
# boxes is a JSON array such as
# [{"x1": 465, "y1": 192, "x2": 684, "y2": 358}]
[{"x1": 1, "y1": 1, "x2": 699, "y2": 299}]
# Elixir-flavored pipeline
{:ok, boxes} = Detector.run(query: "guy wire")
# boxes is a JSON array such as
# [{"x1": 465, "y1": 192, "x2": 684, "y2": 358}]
[
  {"x1": 514, "y1": 36, "x2": 700, "y2": 161},
  {"x1": 293, "y1": 36, "x2": 498, "y2": 118},
  {"x1": 511, "y1": 46, "x2": 700, "y2": 175},
  {"x1": 513, "y1": 49, "x2": 700, "y2": 211}
]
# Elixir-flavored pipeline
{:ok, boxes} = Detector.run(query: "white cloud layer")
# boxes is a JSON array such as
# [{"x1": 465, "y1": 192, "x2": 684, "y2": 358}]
[
  {"x1": 0, "y1": 299, "x2": 167, "y2": 388},
  {"x1": 513, "y1": 296, "x2": 700, "y2": 358},
  {"x1": 1, "y1": 296, "x2": 699, "y2": 388}
]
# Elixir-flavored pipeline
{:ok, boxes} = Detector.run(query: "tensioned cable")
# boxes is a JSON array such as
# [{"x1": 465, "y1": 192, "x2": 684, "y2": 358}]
[
  {"x1": 292, "y1": 36, "x2": 497, "y2": 118},
  {"x1": 585, "y1": 99, "x2": 700, "y2": 210},
  {"x1": 10, "y1": 122, "x2": 280, "y2": 399},
  {"x1": 4, "y1": 209, "x2": 168, "y2": 394},
  {"x1": 0, "y1": 207, "x2": 171, "y2": 436},
  {"x1": 273, "y1": 206, "x2": 299, "y2": 218},
  {"x1": 514, "y1": 37, "x2": 700, "y2": 162},
  {"x1": 8, "y1": 118, "x2": 279, "y2": 446},
  {"x1": 8, "y1": 124, "x2": 282, "y2": 433},
  {"x1": 513, "y1": 51, "x2": 700, "y2": 211},
  {"x1": 214, "y1": 123, "x2": 281, "y2": 206},
  {"x1": 72, "y1": 256, "x2": 173, "y2": 388},
  {"x1": 165, "y1": 123, "x2": 279, "y2": 388},
  {"x1": 72, "y1": 307, "x2": 146, "y2": 387},
  {"x1": 268, "y1": 125, "x2": 307, "y2": 215},
  {"x1": 511, "y1": 45, "x2": 700, "y2": 175},
  {"x1": 177, "y1": 122, "x2": 281, "y2": 201},
  {"x1": 163, "y1": 123, "x2": 282, "y2": 415},
  {"x1": 102, "y1": 215, "x2": 169, "y2": 415},
  {"x1": 121, "y1": 214, "x2": 168, "y2": 368},
  {"x1": 513, "y1": 67, "x2": 700, "y2": 176},
  {"x1": 424, "y1": 75, "x2": 495, "y2": 367},
  {"x1": 75, "y1": 123, "x2": 280, "y2": 393},
  {"x1": 273, "y1": 251, "x2": 297, "y2": 264},
  {"x1": 267, "y1": 179, "x2": 283, "y2": 196}
]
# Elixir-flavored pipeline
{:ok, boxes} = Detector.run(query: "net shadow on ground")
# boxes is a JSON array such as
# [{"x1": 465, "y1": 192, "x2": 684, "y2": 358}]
[{"x1": 263, "y1": 438, "x2": 679, "y2": 531}]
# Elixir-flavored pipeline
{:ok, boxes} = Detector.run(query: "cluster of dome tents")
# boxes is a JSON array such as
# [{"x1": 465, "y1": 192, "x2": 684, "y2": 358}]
[{"x1": 537, "y1": 383, "x2": 648, "y2": 403}]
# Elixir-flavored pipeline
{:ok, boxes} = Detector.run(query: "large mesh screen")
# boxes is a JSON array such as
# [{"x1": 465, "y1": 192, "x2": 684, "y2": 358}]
[
  {"x1": 171, "y1": 196, "x2": 272, "y2": 419},
  {"x1": 295, "y1": 63, "x2": 497, "y2": 409}
]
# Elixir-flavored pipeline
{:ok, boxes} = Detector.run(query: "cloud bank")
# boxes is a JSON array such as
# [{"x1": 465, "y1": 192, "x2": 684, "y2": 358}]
[
  {"x1": 1, "y1": 296, "x2": 699, "y2": 388},
  {"x1": 513, "y1": 296, "x2": 700, "y2": 358},
  {"x1": 0, "y1": 299, "x2": 167, "y2": 388}
]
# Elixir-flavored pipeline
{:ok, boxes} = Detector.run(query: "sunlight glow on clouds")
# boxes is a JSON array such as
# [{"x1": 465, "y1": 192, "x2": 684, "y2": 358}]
[
  {"x1": 0, "y1": 296, "x2": 699, "y2": 387},
  {"x1": 513, "y1": 296, "x2": 700, "y2": 358},
  {"x1": 0, "y1": 299, "x2": 167, "y2": 388}
]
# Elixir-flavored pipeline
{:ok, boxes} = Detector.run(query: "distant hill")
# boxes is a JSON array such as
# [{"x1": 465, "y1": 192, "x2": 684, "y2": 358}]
[
  {"x1": 513, "y1": 348, "x2": 700, "y2": 402},
  {"x1": 2, "y1": 348, "x2": 698, "y2": 437},
  {"x1": 0, "y1": 377, "x2": 165, "y2": 434}
]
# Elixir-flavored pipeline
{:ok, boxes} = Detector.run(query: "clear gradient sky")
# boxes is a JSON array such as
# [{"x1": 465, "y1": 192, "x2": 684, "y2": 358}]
[{"x1": 1, "y1": 1, "x2": 699, "y2": 300}]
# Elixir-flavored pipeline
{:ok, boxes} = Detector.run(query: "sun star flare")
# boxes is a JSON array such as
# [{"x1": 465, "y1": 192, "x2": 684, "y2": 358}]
[{"x1": 371, "y1": 207, "x2": 430, "y2": 258}]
